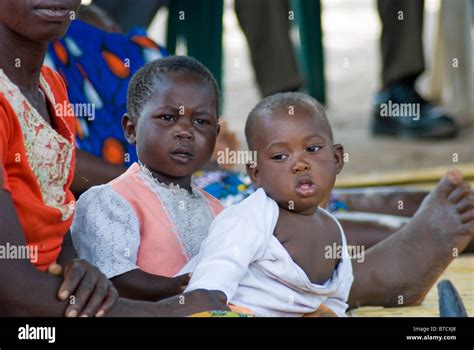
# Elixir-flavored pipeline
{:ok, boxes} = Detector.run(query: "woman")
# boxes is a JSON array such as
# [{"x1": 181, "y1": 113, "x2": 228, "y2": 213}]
[{"x1": 0, "y1": 0, "x2": 225, "y2": 317}]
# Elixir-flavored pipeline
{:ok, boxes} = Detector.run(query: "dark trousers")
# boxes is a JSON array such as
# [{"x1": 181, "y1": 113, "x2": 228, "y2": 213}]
[
  {"x1": 95, "y1": 0, "x2": 425, "y2": 93},
  {"x1": 377, "y1": 0, "x2": 425, "y2": 89},
  {"x1": 234, "y1": 0, "x2": 304, "y2": 97}
]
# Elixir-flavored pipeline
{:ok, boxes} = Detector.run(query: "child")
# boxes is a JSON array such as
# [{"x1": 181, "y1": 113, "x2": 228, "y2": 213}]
[
  {"x1": 71, "y1": 56, "x2": 224, "y2": 301},
  {"x1": 179, "y1": 92, "x2": 354, "y2": 316}
]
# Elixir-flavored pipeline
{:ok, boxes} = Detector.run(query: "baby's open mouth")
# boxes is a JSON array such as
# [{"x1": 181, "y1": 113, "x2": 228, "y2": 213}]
[{"x1": 295, "y1": 176, "x2": 317, "y2": 197}]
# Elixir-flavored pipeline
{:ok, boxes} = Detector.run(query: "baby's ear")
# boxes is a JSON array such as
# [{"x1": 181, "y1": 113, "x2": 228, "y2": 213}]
[
  {"x1": 122, "y1": 113, "x2": 137, "y2": 145},
  {"x1": 245, "y1": 158, "x2": 261, "y2": 187},
  {"x1": 333, "y1": 143, "x2": 345, "y2": 174}
]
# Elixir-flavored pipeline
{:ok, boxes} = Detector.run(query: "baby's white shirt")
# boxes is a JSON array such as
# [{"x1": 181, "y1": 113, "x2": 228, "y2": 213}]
[{"x1": 179, "y1": 188, "x2": 354, "y2": 317}]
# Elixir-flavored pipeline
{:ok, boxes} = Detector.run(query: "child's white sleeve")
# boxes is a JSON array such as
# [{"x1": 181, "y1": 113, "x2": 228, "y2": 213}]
[
  {"x1": 184, "y1": 211, "x2": 268, "y2": 302},
  {"x1": 71, "y1": 185, "x2": 141, "y2": 279}
]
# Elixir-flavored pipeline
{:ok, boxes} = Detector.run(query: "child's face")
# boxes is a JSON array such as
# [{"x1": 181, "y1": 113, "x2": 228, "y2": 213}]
[
  {"x1": 0, "y1": 0, "x2": 81, "y2": 43},
  {"x1": 247, "y1": 104, "x2": 344, "y2": 215},
  {"x1": 124, "y1": 71, "x2": 219, "y2": 181}
]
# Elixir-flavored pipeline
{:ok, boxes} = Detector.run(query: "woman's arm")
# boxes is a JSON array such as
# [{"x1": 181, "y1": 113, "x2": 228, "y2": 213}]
[
  {"x1": 0, "y1": 163, "x2": 118, "y2": 316},
  {"x1": 0, "y1": 186, "x2": 227, "y2": 316},
  {"x1": 0, "y1": 187, "x2": 120, "y2": 317},
  {"x1": 106, "y1": 289, "x2": 229, "y2": 317},
  {"x1": 0, "y1": 188, "x2": 80, "y2": 316},
  {"x1": 71, "y1": 149, "x2": 126, "y2": 196}
]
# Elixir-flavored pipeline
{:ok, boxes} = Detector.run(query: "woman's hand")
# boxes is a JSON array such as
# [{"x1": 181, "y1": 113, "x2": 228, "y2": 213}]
[{"x1": 47, "y1": 260, "x2": 119, "y2": 317}]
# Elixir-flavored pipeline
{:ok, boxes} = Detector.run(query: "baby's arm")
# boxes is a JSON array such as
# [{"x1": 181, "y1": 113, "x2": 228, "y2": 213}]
[
  {"x1": 71, "y1": 185, "x2": 186, "y2": 301},
  {"x1": 184, "y1": 212, "x2": 267, "y2": 302}
]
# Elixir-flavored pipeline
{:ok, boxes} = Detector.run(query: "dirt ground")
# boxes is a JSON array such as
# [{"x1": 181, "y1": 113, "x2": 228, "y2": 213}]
[{"x1": 150, "y1": 0, "x2": 473, "y2": 179}]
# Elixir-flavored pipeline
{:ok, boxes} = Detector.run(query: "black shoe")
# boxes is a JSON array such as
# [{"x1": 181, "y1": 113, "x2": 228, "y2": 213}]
[{"x1": 371, "y1": 83, "x2": 458, "y2": 139}]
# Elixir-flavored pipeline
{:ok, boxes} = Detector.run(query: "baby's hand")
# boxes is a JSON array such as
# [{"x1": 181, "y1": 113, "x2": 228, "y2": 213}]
[
  {"x1": 142, "y1": 273, "x2": 192, "y2": 301},
  {"x1": 162, "y1": 273, "x2": 191, "y2": 297}
]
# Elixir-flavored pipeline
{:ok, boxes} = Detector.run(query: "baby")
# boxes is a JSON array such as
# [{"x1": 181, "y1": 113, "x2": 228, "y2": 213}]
[{"x1": 180, "y1": 92, "x2": 354, "y2": 316}]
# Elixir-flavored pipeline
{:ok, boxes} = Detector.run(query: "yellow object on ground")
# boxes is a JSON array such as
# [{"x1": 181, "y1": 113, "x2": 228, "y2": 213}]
[
  {"x1": 336, "y1": 163, "x2": 474, "y2": 189},
  {"x1": 188, "y1": 310, "x2": 255, "y2": 317}
]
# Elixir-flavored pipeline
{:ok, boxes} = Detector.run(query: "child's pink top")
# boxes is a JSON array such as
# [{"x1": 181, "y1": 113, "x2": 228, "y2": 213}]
[{"x1": 71, "y1": 162, "x2": 223, "y2": 278}]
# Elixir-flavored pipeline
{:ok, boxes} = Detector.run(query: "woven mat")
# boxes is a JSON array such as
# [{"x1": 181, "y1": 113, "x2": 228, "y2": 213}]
[{"x1": 353, "y1": 254, "x2": 474, "y2": 317}]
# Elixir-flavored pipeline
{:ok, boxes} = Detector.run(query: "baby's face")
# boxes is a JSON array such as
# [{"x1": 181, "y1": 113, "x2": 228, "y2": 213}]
[
  {"x1": 133, "y1": 71, "x2": 219, "y2": 179},
  {"x1": 247, "y1": 104, "x2": 344, "y2": 215}
]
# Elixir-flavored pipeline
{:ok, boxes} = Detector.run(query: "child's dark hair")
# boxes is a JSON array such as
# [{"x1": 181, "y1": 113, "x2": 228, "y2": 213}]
[
  {"x1": 245, "y1": 92, "x2": 332, "y2": 150},
  {"x1": 127, "y1": 55, "x2": 219, "y2": 119}
]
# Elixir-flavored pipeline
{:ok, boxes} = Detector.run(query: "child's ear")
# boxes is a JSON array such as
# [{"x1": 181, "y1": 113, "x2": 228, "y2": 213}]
[
  {"x1": 246, "y1": 159, "x2": 261, "y2": 188},
  {"x1": 122, "y1": 113, "x2": 137, "y2": 145},
  {"x1": 333, "y1": 143, "x2": 345, "y2": 174}
]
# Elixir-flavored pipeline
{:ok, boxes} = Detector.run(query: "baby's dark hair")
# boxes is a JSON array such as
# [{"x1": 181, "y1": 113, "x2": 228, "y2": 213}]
[
  {"x1": 126, "y1": 55, "x2": 219, "y2": 120},
  {"x1": 245, "y1": 92, "x2": 332, "y2": 150}
]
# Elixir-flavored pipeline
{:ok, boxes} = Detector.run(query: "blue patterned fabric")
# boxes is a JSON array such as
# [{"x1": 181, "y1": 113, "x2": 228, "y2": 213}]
[{"x1": 46, "y1": 20, "x2": 168, "y2": 166}]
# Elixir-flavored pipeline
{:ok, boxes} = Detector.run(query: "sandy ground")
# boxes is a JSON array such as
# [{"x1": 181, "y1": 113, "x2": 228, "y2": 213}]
[{"x1": 150, "y1": 0, "x2": 473, "y2": 179}]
